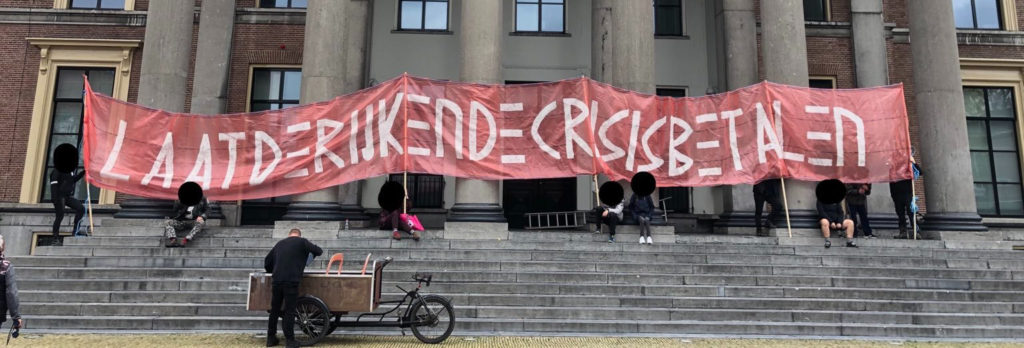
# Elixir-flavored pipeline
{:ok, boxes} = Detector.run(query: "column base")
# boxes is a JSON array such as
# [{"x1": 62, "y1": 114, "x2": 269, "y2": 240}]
[
  {"x1": 281, "y1": 201, "x2": 348, "y2": 221},
  {"x1": 446, "y1": 203, "x2": 506, "y2": 223},
  {"x1": 921, "y1": 212, "x2": 987, "y2": 232},
  {"x1": 113, "y1": 199, "x2": 173, "y2": 219}
]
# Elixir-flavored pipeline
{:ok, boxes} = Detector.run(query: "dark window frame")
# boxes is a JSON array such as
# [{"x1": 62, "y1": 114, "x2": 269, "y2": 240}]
[
  {"x1": 954, "y1": 0, "x2": 1003, "y2": 30},
  {"x1": 40, "y1": 67, "x2": 114, "y2": 203},
  {"x1": 258, "y1": 0, "x2": 307, "y2": 9},
  {"x1": 514, "y1": 0, "x2": 566, "y2": 33},
  {"x1": 250, "y1": 68, "x2": 301, "y2": 112},
  {"x1": 68, "y1": 0, "x2": 125, "y2": 10},
  {"x1": 396, "y1": 0, "x2": 450, "y2": 32},
  {"x1": 967, "y1": 87, "x2": 1023, "y2": 216},
  {"x1": 387, "y1": 174, "x2": 445, "y2": 209},
  {"x1": 803, "y1": 0, "x2": 830, "y2": 22},
  {"x1": 654, "y1": 0, "x2": 684, "y2": 37},
  {"x1": 809, "y1": 77, "x2": 836, "y2": 89},
  {"x1": 656, "y1": 86, "x2": 690, "y2": 214}
]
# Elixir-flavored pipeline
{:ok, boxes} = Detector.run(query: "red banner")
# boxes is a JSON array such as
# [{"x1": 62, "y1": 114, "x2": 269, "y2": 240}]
[{"x1": 82, "y1": 74, "x2": 912, "y2": 201}]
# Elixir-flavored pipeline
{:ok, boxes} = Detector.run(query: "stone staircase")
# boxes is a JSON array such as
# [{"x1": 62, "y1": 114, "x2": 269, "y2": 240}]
[{"x1": 13, "y1": 219, "x2": 1024, "y2": 339}]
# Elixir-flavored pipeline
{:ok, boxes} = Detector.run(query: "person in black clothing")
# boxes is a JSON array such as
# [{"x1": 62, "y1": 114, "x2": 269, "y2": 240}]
[
  {"x1": 891, "y1": 158, "x2": 921, "y2": 239},
  {"x1": 50, "y1": 169, "x2": 86, "y2": 246},
  {"x1": 817, "y1": 200, "x2": 858, "y2": 248},
  {"x1": 753, "y1": 179, "x2": 783, "y2": 237},
  {"x1": 0, "y1": 236, "x2": 22, "y2": 333},
  {"x1": 164, "y1": 197, "x2": 209, "y2": 247},
  {"x1": 264, "y1": 228, "x2": 323, "y2": 348},
  {"x1": 845, "y1": 183, "x2": 874, "y2": 238},
  {"x1": 628, "y1": 192, "x2": 655, "y2": 245}
]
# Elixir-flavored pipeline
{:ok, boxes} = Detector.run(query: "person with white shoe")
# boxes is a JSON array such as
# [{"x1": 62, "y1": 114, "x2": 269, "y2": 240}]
[{"x1": 629, "y1": 192, "x2": 655, "y2": 245}]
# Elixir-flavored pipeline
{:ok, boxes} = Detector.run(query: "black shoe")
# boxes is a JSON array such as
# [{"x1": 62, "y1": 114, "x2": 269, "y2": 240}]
[
  {"x1": 824, "y1": 239, "x2": 831, "y2": 249},
  {"x1": 756, "y1": 228, "x2": 768, "y2": 237},
  {"x1": 285, "y1": 339, "x2": 299, "y2": 348},
  {"x1": 266, "y1": 336, "x2": 280, "y2": 347},
  {"x1": 165, "y1": 237, "x2": 177, "y2": 248},
  {"x1": 847, "y1": 240, "x2": 859, "y2": 248},
  {"x1": 50, "y1": 239, "x2": 62, "y2": 247}
]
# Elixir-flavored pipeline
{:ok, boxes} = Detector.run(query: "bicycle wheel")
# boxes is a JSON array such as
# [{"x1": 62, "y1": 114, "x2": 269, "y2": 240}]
[
  {"x1": 294, "y1": 296, "x2": 331, "y2": 346},
  {"x1": 409, "y1": 295, "x2": 455, "y2": 344}
]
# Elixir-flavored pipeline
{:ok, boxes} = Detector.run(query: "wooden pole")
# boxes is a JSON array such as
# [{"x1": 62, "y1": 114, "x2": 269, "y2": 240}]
[
  {"x1": 779, "y1": 178, "x2": 793, "y2": 238},
  {"x1": 911, "y1": 177, "x2": 918, "y2": 240},
  {"x1": 85, "y1": 180, "x2": 94, "y2": 236},
  {"x1": 403, "y1": 172, "x2": 408, "y2": 215}
]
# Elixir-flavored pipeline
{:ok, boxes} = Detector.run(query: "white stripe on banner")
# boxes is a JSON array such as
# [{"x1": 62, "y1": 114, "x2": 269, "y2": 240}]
[
  {"x1": 407, "y1": 94, "x2": 430, "y2": 104},
  {"x1": 696, "y1": 141, "x2": 719, "y2": 149},
  {"x1": 500, "y1": 103, "x2": 523, "y2": 112},
  {"x1": 783, "y1": 152, "x2": 805, "y2": 162},
  {"x1": 287, "y1": 122, "x2": 310, "y2": 133},
  {"x1": 808, "y1": 158, "x2": 833, "y2": 166},
  {"x1": 285, "y1": 169, "x2": 309, "y2": 178},
  {"x1": 408, "y1": 120, "x2": 431, "y2": 130},
  {"x1": 698, "y1": 168, "x2": 722, "y2": 176},
  {"x1": 501, "y1": 155, "x2": 525, "y2": 164},
  {"x1": 286, "y1": 148, "x2": 310, "y2": 159},
  {"x1": 408, "y1": 147, "x2": 431, "y2": 156},
  {"x1": 806, "y1": 132, "x2": 831, "y2": 141},
  {"x1": 500, "y1": 129, "x2": 522, "y2": 137},
  {"x1": 695, "y1": 113, "x2": 717, "y2": 124}
]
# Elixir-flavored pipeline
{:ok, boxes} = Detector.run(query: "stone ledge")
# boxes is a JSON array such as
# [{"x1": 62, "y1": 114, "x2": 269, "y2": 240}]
[{"x1": 0, "y1": 8, "x2": 146, "y2": 26}]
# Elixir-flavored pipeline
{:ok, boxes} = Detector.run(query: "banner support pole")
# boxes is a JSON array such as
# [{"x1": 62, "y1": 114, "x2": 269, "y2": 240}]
[
  {"x1": 85, "y1": 180, "x2": 94, "y2": 236},
  {"x1": 779, "y1": 177, "x2": 793, "y2": 238}
]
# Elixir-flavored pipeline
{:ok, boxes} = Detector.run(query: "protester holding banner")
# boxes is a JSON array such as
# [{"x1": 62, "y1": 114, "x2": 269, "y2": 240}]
[
  {"x1": 891, "y1": 156, "x2": 922, "y2": 239},
  {"x1": 50, "y1": 143, "x2": 86, "y2": 246},
  {"x1": 845, "y1": 183, "x2": 874, "y2": 238},
  {"x1": 752, "y1": 179, "x2": 783, "y2": 237},
  {"x1": 377, "y1": 181, "x2": 420, "y2": 241}
]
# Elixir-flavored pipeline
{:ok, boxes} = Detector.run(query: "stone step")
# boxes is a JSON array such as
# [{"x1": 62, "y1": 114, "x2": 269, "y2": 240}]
[
  {"x1": 16, "y1": 260, "x2": 1021, "y2": 284},
  {"x1": 15, "y1": 249, "x2": 1016, "y2": 271},
  {"x1": 19, "y1": 315, "x2": 1024, "y2": 338}
]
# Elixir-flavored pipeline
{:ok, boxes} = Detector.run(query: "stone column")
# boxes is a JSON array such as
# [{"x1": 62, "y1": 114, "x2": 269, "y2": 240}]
[
  {"x1": 114, "y1": 0, "x2": 195, "y2": 219},
  {"x1": 281, "y1": 0, "x2": 347, "y2": 221},
  {"x1": 760, "y1": 0, "x2": 819, "y2": 228},
  {"x1": 186, "y1": 0, "x2": 236, "y2": 223},
  {"x1": 447, "y1": 0, "x2": 506, "y2": 225},
  {"x1": 334, "y1": 0, "x2": 371, "y2": 222},
  {"x1": 851, "y1": 0, "x2": 897, "y2": 228},
  {"x1": 907, "y1": 0, "x2": 986, "y2": 231},
  {"x1": 714, "y1": 0, "x2": 760, "y2": 232}
]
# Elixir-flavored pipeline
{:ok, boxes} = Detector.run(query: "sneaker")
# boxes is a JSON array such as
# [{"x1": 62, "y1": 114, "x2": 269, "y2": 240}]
[
  {"x1": 411, "y1": 231, "x2": 421, "y2": 241},
  {"x1": 266, "y1": 336, "x2": 280, "y2": 347},
  {"x1": 824, "y1": 239, "x2": 831, "y2": 249},
  {"x1": 847, "y1": 240, "x2": 859, "y2": 248},
  {"x1": 593, "y1": 228, "x2": 601, "y2": 234},
  {"x1": 864, "y1": 234, "x2": 877, "y2": 239},
  {"x1": 392, "y1": 230, "x2": 402, "y2": 240},
  {"x1": 180, "y1": 238, "x2": 189, "y2": 247},
  {"x1": 608, "y1": 236, "x2": 615, "y2": 243},
  {"x1": 50, "y1": 239, "x2": 62, "y2": 247},
  {"x1": 646, "y1": 236, "x2": 653, "y2": 245}
]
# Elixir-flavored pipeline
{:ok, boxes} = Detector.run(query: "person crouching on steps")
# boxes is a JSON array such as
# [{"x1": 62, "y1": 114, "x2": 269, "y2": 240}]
[
  {"x1": 380, "y1": 196, "x2": 420, "y2": 241},
  {"x1": 594, "y1": 199, "x2": 623, "y2": 243},
  {"x1": 629, "y1": 192, "x2": 655, "y2": 245},
  {"x1": 164, "y1": 197, "x2": 209, "y2": 247}
]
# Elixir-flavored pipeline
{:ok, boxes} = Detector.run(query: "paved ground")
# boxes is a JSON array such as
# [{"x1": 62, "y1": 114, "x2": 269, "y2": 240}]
[{"x1": 6, "y1": 335, "x2": 1024, "y2": 348}]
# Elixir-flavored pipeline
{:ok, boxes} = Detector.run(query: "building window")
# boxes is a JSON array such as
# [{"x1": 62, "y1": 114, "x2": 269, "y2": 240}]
[
  {"x1": 398, "y1": 0, "x2": 449, "y2": 31},
  {"x1": 656, "y1": 87, "x2": 687, "y2": 97},
  {"x1": 388, "y1": 174, "x2": 445, "y2": 208},
  {"x1": 654, "y1": 0, "x2": 683, "y2": 36},
  {"x1": 809, "y1": 77, "x2": 836, "y2": 89},
  {"x1": 40, "y1": 68, "x2": 115, "y2": 203},
  {"x1": 515, "y1": 0, "x2": 564, "y2": 33},
  {"x1": 250, "y1": 68, "x2": 301, "y2": 111},
  {"x1": 803, "y1": 0, "x2": 830, "y2": 21},
  {"x1": 69, "y1": 0, "x2": 125, "y2": 9},
  {"x1": 965, "y1": 87, "x2": 1023, "y2": 216},
  {"x1": 259, "y1": 0, "x2": 307, "y2": 9},
  {"x1": 953, "y1": 0, "x2": 1002, "y2": 29}
]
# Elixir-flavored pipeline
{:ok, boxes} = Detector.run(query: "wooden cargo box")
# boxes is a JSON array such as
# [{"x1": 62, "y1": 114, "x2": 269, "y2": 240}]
[{"x1": 247, "y1": 271, "x2": 379, "y2": 313}]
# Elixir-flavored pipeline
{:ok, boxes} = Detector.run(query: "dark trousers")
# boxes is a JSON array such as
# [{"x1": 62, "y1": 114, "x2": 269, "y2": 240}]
[
  {"x1": 595, "y1": 207, "x2": 620, "y2": 236},
  {"x1": 379, "y1": 210, "x2": 411, "y2": 233},
  {"x1": 268, "y1": 281, "x2": 299, "y2": 340},
  {"x1": 847, "y1": 203, "x2": 873, "y2": 236},
  {"x1": 890, "y1": 180, "x2": 913, "y2": 232},
  {"x1": 753, "y1": 192, "x2": 782, "y2": 230},
  {"x1": 52, "y1": 196, "x2": 85, "y2": 238}
]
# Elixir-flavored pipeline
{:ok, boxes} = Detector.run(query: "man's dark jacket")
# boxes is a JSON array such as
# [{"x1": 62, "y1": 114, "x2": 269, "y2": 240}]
[
  {"x1": 264, "y1": 236, "x2": 324, "y2": 284},
  {"x1": 171, "y1": 198, "x2": 209, "y2": 221}
]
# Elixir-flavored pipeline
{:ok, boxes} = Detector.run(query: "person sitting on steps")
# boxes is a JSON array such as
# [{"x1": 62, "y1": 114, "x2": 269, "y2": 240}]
[
  {"x1": 817, "y1": 199, "x2": 858, "y2": 249},
  {"x1": 380, "y1": 196, "x2": 420, "y2": 241},
  {"x1": 629, "y1": 191, "x2": 655, "y2": 245},
  {"x1": 164, "y1": 196, "x2": 209, "y2": 248},
  {"x1": 594, "y1": 199, "x2": 623, "y2": 243}
]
